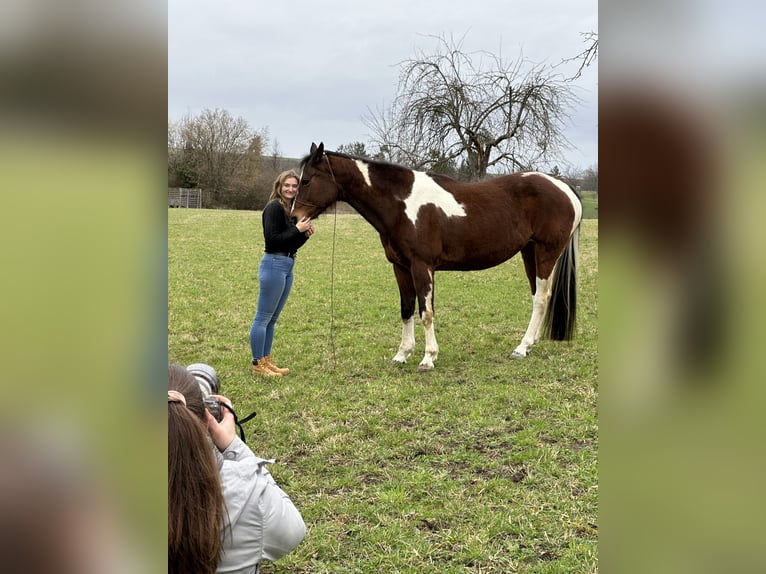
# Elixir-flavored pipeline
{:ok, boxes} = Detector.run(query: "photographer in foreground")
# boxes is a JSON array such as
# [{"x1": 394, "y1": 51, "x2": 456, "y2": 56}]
[{"x1": 168, "y1": 364, "x2": 306, "y2": 574}]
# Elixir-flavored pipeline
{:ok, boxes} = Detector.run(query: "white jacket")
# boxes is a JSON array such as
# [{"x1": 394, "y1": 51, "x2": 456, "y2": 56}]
[{"x1": 216, "y1": 436, "x2": 306, "y2": 573}]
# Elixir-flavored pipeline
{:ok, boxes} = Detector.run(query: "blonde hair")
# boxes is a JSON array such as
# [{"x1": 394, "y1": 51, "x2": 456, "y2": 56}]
[{"x1": 269, "y1": 170, "x2": 300, "y2": 212}]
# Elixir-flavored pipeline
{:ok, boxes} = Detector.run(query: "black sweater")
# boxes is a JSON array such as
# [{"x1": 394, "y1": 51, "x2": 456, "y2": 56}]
[{"x1": 262, "y1": 200, "x2": 309, "y2": 255}]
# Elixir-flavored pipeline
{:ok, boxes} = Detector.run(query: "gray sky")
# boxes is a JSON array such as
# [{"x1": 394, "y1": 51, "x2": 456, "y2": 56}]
[{"x1": 169, "y1": 0, "x2": 598, "y2": 170}]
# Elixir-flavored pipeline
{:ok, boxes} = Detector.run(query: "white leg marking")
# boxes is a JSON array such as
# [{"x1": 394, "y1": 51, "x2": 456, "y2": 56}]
[
  {"x1": 419, "y1": 317, "x2": 439, "y2": 371},
  {"x1": 393, "y1": 316, "x2": 415, "y2": 363},
  {"x1": 512, "y1": 277, "x2": 550, "y2": 358},
  {"x1": 418, "y1": 282, "x2": 439, "y2": 371}
]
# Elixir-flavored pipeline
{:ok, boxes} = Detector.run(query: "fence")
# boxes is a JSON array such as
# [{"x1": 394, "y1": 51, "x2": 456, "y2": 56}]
[{"x1": 168, "y1": 188, "x2": 203, "y2": 208}]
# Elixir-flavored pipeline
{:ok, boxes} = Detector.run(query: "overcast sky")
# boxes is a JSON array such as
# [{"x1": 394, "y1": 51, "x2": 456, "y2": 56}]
[{"x1": 169, "y1": 0, "x2": 598, "y2": 170}]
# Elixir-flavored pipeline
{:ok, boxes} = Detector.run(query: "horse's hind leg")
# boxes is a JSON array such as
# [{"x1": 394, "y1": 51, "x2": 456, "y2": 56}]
[
  {"x1": 520, "y1": 241, "x2": 538, "y2": 294},
  {"x1": 512, "y1": 244, "x2": 556, "y2": 358},
  {"x1": 512, "y1": 276, "x2": 552, "y2": 358},
  {"x1": 392, "y1": 264, "x2": 416, "y2": 364}
]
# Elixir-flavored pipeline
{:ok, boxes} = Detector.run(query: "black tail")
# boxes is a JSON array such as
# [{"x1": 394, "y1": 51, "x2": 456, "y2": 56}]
[{"x1": 542, "y1": 225, "x2": 579, "y2": 341}]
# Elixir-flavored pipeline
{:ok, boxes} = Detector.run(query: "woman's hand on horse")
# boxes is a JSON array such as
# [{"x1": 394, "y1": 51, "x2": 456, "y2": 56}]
[{"x1": 297, "y1": 216, "x2": 313, "y2": 233}]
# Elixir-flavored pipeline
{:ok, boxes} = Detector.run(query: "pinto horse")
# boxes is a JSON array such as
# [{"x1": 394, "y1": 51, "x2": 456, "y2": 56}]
[{"x1": 293, "y1": 142, "x2": 582, "y2": 371}]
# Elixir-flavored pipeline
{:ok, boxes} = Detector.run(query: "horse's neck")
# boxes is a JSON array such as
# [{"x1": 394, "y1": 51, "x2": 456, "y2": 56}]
[
  {"x1": 336, "y1": 164, "x2": 398, "y2": 233},
  {"x1": 340, "y1": 189, "x2": 389, "y2": 233}
]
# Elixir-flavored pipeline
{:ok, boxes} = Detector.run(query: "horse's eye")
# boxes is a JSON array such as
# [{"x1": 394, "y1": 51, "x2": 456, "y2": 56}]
[{"x1": 301, "y1": 179, "x2": 310, "y2": 186}]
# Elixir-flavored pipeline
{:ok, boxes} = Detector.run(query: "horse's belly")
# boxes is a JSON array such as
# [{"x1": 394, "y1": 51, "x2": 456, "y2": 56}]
[{"x1": 438, "y1": 252, "x2": 517, "y2": 271}]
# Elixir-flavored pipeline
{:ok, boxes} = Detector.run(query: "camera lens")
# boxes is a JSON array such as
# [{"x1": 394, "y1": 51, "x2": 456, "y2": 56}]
[{"x1": 187, "y1": 363, "x2": 220, "y2": 394}]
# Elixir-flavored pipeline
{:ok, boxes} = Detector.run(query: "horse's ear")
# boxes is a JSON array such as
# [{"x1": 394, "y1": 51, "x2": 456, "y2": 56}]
[{"x1": 310, "y1": 142, "x2": 324, "y2": 164}]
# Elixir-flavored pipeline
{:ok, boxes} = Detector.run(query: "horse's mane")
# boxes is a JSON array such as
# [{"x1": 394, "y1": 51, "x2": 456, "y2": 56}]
[
  {"x1": 299, "y1": 149, "x2": 407, "y2": 170},
  {"x1": 300, "y1": 148, "x2": 462, "y2": 183},
  {"x1": 300, "y1": 148, "x2": 578, "y2": 191}
]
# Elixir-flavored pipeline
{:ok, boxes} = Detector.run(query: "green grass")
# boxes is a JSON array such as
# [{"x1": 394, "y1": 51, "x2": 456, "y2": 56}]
[
  {"x1": 169, "y1": 209, "x2": 598, "y2": 573},
  {"x1": 580, "y1": 191, "x2": 598, "y2": 219}
]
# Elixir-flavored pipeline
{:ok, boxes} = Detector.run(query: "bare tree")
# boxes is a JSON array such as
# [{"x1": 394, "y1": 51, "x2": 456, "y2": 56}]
[
  {"x1": 365, "y1": 34, "x2": 579, "y2": 179},
  {"x1": 563, "y1": 31, "x2": 598, "y2": 81},
  {"x1": 269, "y1": 136, "x2": 282, "y2": 171},
  {"x1": 176, "y1": 108, "x2": 258, "y2": 207},
  {"x1": 336, "y1": 141, "x2": 372, "y2": 158},
  {"x1": 581, "y1": 164, "x2": 598, "y2": 192},
  {"x1": 167, "y1": 120, "x2": 186, "y2": 187},
  {"x1": 228, "y1": 130, "x2": 269, "y2": 209},
  {"x1": 168, "y1": 119, "x2": 202, "y2": 189}
]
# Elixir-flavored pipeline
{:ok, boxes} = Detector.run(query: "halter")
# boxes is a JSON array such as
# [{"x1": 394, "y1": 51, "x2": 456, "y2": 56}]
[
  {"x1": 291, "y1": 153, "x2": 340, "y2": 216},
  {"x1": 290, "y1": 165, "x2": 304, "y2": 216},
  {"x1": 324, "y1": 153, "x2": 341, "y2": 192}
]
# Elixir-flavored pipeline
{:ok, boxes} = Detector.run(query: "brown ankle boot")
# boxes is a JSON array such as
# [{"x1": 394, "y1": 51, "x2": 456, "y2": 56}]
[
  {"x1": 262, "y1": 355, "x2": 289, "y2": 375},
  {"x1": 252, "y1": 359, "x2": 282, "y2": 377}
]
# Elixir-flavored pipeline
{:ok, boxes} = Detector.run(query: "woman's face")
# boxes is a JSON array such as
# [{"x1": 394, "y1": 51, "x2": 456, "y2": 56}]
[{"x1": 281, "y1": 177, "x2": 299, "y2": 200}]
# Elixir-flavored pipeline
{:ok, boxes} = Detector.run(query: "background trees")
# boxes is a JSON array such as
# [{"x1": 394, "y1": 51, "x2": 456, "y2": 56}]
[
  {"x1": 168, "y1": 35, "x2": 597, "y2": 208},
  {"x1": 364, "y1": 34, "x2": 579, "y2": 180},
  {"x1": 168, "y1": 108, "x2": 276, "y2": 209},
  {"x1": 335, "y1": 141, "x2": 373, "y2": 158}
]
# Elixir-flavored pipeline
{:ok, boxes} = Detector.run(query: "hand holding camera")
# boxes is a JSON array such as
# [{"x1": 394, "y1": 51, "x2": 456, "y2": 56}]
[
  {"x1": 187, "y1": 363, "x2": 256, "y2": 451},
  {"x1": 205, "y1": 394, "x2": 237, "y2": 451},
  {"x1": 187, "y1": 363, "x2": 235, "y2": 449},
  {"x1": 187, "y1": 363, "x2": 227, "y2": 418},
  {"x1": 203, "y1": 396, "x2": 224, "y2": 422}
]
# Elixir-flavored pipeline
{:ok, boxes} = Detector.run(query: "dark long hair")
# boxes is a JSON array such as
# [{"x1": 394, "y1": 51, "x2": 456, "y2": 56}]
[{"x1": 168, "y1": 364, "x2": 226, "y2": 574}]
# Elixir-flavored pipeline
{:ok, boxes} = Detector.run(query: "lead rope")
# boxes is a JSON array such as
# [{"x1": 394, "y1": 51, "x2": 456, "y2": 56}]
[
  {"x1": 324, "y1": 154, "x2": 340, "y2": 370},
  {"x1": 329, "y1": 200, "x2": 338, "y2": 369},
  {"x1": 299, "y1": 154, "x2": 340, "y2": 369}
]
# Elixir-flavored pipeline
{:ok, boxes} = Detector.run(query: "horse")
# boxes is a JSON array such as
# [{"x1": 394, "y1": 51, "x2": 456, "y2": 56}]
[{"x1": 293, "y1": 142, "x2": 582, "y2": 371}]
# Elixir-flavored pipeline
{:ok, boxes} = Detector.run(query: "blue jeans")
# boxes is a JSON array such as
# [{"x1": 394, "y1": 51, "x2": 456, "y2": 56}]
[{"x1": 250, "y1": 254, "x2": 295, "y2": 362}]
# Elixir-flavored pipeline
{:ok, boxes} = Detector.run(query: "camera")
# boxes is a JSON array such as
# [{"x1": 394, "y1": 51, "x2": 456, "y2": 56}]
[
  {"x1": 187, "y1": 363, "x2": 220, "y2": 396},
  {"x1": 187, "y1": 363, "x2": 222, "y2": 420},
  {"x1": 203, "y1": 396, "x2": 223, "y2": 422},
  {"x1": 188, "y1": 362, "x2": 257, "y2": 443}
]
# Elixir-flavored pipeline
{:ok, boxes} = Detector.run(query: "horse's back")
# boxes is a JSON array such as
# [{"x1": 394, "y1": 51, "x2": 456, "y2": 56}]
[{"x1": 423, "y1": 172, "x2": 579, "y2": 270}]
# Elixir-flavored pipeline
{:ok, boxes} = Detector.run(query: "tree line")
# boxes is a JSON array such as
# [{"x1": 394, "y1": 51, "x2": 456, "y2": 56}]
[
  {"x1": 168, "y1": 109, "x2": 283, "y2": 209},
  {"x1": 168, "y1": 33, "x2": 597, "y2": 209}
]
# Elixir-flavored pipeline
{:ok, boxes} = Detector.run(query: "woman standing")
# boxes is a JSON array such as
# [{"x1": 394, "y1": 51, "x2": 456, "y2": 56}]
[{"x1": 250, "y1": 170, "x2": 315, "y2": 377}]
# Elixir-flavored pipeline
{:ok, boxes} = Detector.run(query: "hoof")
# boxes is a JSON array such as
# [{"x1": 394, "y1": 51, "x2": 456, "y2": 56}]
[
  {"x1": 417, "y1": 363, "x2": 435, "y2": 373},
  {"x1": 511, "y1": 351, "x2": 527, "y2": 359}
]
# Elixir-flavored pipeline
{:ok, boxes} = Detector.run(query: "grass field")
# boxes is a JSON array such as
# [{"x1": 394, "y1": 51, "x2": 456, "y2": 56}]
[
  {"x1": 580, "y1": 191, "x2": 598, "y2": 220},
  {"x1": 169, "y1": 209, "x2": 598, "y2": 573}
]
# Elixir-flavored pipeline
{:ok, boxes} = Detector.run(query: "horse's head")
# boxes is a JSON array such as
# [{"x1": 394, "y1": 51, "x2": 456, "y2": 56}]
[{"x1": 292, "y1": 142, "x2": 340, "y2": 220}]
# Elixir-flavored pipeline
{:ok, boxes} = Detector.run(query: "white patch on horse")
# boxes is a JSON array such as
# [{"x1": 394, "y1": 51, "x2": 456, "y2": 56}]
[
  {"x1": 354, "y1": 160, "x2": 372, "y2": 187},
  {"x1": 403, "y1": 171, "x2": 466, "y2": 225},
  {"x1": 393, "y1": 316, "x2": 415, "y2": 364},
  {"x1": 521, "y1": 172, "x2": 583, "y2": 233}
]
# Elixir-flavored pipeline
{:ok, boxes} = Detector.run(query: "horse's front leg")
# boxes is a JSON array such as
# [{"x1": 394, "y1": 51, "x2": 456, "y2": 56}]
[
  {"x1": 392, "y1": 264, "x2": 416, "y2": 364},
  {"x1": 413, "y1": 265, "x2": 438, "y2": 371}
]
